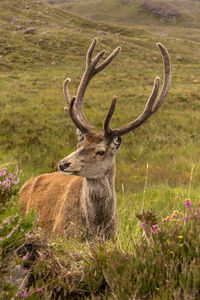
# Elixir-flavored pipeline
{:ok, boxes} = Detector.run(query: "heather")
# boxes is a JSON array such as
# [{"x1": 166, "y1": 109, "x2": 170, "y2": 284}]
[{"x1": 0, "y1": 166, "x2": 36, "y2": 297}]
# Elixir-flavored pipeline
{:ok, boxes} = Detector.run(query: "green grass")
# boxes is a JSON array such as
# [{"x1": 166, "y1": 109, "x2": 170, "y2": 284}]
[
  {"x1": 57, "y1": 0, "x2": 200, "y2": 40},
  {"x1": 1, "y1": 0, "x2": 200, "y2": 298}
]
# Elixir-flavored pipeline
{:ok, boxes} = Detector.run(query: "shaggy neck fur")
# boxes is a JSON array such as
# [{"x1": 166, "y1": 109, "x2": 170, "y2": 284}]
[{"x1": 81, "y1": 164, "x2": 116, "y2": 238}]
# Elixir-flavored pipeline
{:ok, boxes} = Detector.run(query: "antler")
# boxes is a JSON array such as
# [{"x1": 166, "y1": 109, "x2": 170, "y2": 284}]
[
  {"x1": 63, "y1": 38, "x2": 121, "y2": 133},
  {"x1": 63, "y1": 78, "x2": 71, "y2": 107},
  {"x1": 103, "y1": 42, "x2": 171, "y2": 137},
  {"x1": 68, "y1": 96, "x2": 89, "y2": 134}
]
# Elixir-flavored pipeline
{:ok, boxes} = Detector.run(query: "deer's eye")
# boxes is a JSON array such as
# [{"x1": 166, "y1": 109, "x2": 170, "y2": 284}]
[{"x1": 96, "y1": 150, "x2": 105, "y2": 156}]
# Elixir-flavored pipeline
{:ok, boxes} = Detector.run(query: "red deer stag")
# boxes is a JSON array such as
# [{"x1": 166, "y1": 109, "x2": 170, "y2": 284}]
[{"x1": 19, "y1": 38, "x2": 171, "y2": 240}]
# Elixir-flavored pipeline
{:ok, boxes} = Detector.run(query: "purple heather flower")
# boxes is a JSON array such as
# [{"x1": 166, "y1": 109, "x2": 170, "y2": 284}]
[
  {"x1": 152, "y1": 224, "x2": 159, "y2": 234},
  {"x1": 0, "y1": 168, "x2": 6, "y2": 177},
  {"x1": 8, "y1": 173, "x2": 14, "y2": 179},
  {"x1": 184, "y1": 199, "x2": 192, "y2": 210},
  {"x1": 13, "y1": 177, "x2": 20, "y2": 185},
  {"x1": 183, "y1": 216, "x2": 187, "y2": 221},
  {"x1": 21, "y1": 292, "x2": 27, "y2": 297},
  {"x1": 6, "y1": 232, "x2": 12, "y2": 239},
  {"x1": 38, "y1": 288, "x2": 43, "y2": 292},
  {"x1": 152, "y1": 224, "x2": 158, "y2": 229},
  {"x1": 141, "y1": 222, "x2": 146, "y2": 228},
  {"x1": 22, "y1": 253, "x2": 29, "y2": 261},
  {"x1": 19, "y1": 283, "x2": 23, "y2": 290},
  {"x1": 3, "y1": 217, "x2": 11, "y2": 225},
  {"x1": 0, "y1": 166, "x2": 19, "y2": 196}
]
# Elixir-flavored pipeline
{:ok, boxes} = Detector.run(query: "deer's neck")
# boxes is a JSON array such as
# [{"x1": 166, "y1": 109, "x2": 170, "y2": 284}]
[{"x1": 81, "y1": 165, "x2": 116, "y2": 237}]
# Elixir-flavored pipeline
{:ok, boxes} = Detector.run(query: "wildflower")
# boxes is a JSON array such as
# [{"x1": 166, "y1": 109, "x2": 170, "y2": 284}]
[
  {"x1": 162, "y1": 216, "x2": 170, "y2": 222},
  {"x1": 3, "y1": 217, "x2": 11, "y2": 225},
  {"x1": 38, "y1": 288, "x2": 43, "y2": 292},
  {"x1": 13, "y1": 177, "x2": 20, "y2": 185},
  {"x1": 179, "y1": 236, "x2": 183, "y2": 239},
  {"x1": 172, "y1": 210, "x2": 179, "y2": 215},
  {"x1": 194, "y1": 212, "x2": 198, "y2": 216},
  {"x1": 0, "y1": 166, "x2": 20, "y2": 199},
  {"x1": 0, "y1": 168, "x2": 6, "y2": 177},
  {"x1": 172, "y1": 211, "x2": 178, "y2": 220},
  {"x1": 21, "y1": 292, "x2": 27, "y2": 297},
  {"x1": 141, "y1": 222, "x2": 146, "y2": 228},
  {"x1": 6, "y1": 232, "x2": 12, "y2": 239},
  {"x1": 184, "y1": 199, "x2": 192, "y2": 210},
  {"x1": 152, "y1": 224, "x2": 159, "y2": 234},
  {"x1": 171, "y1": 218, "x2": 177, "y2": 222},
  {"x1": 19, "y1": 283, "x2": 23, "y2": 290},
  {"x1": 183, "y1": 216, "x2": 187, "y2": 221},
  {"x1": 22, "y1": 253, "x2": 29, "y2": 261}
]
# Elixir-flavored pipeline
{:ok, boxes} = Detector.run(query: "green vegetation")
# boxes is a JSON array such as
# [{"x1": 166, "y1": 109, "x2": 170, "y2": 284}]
[
  {"x1": 1, "y1": 0, "x2": 200, "y2": 298},
  {"x1": 57, "y1": 0, "x2": 200, "y2": 40}
]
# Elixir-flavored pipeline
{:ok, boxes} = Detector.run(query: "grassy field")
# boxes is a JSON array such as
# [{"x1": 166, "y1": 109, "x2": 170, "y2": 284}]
[{"x1": 1, "y1": 0, "x2": 200, "y2": 298}]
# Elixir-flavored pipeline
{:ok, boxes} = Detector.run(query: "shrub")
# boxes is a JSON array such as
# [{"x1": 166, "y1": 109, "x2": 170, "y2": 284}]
[
  {"x1": 0, "y1": 166, "x2": 36, "y2": 299},
  {"x1": 0, "y1": 166, "x2": 20, "y2": 211}
]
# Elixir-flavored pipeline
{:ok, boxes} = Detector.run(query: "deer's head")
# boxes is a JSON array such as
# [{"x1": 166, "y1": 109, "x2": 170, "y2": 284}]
[{"x1": 58, "y1": 38, "x2": 171, "y2": 179}]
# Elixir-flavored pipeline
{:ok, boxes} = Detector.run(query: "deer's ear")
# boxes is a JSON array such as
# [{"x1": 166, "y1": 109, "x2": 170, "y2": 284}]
[
  {"x1": 76, "y1": 129, "x2": 84, "y2": 142},
  {"x1": 113, "y1": 136, "x2": 122, "y2": 151}
]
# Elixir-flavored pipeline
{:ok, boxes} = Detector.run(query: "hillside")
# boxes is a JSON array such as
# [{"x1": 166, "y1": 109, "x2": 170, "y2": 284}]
[{"x1": 52, "y1": 0, "x2": 200, "y2": 41}]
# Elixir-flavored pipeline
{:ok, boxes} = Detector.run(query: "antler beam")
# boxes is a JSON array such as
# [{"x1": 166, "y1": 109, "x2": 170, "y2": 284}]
[
  {"x1": 103, "y1": 42, "x2": 171, "y2": 137},
  {"x1": 63, "y1": 38, "x2": 121, "y2": 133},
  {"x1": 68, "y1": 96, "x2": 89, "y2": 134}
]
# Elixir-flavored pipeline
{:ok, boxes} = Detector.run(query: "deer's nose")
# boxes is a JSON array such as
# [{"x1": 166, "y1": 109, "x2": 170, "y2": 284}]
[{"x1": 58, "y1": 162, "x2": 71, "y2": 171}]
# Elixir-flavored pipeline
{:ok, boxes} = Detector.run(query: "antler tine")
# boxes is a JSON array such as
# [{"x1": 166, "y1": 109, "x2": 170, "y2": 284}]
[
  {"x1": 73, "y1": 38, "x2": 121, "y2": 131},
  {"x1": 95, "y1": 46, "x2": 121, "y2": 74},
  {"x1": 87, "y1": 38, "x2": 98, "y2": 65},
  {"x1": 68, "y1": 96, "x2": 89, "y2": 134},
  {"x1": 152, "y1": 42, "x2": 171, "y2": 112},
  {"x1": 104, "y1": 96, "x2": 118, "y2": 137},
  {"x1": 105, "y1": 42, "x2": 170, "y2": 137},
  {"x1": 63, "y1": 78, "x2": 71, "y2": 114},
  {"x1": 63, "y1": 78, "x2": 71, "y2": 106}
]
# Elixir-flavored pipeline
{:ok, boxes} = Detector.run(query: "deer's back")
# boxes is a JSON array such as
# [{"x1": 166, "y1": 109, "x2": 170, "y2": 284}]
[{"x1": 19, "y1": 172, "x2": 84, "y2": 235}]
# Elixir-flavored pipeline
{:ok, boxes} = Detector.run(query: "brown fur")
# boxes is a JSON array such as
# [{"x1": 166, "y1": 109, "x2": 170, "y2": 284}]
[
  {"x1": 19, "y1": 173, "x2": 83, "y2": 236},
  {"x1": 19, "y1": 133, "x2": 119, "y2": 240}
]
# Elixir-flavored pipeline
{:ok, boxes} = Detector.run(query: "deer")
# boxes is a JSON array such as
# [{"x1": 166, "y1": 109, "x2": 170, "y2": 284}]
[{"x1": 19, "y1": 38, "x2": 171, "y2": 240}]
